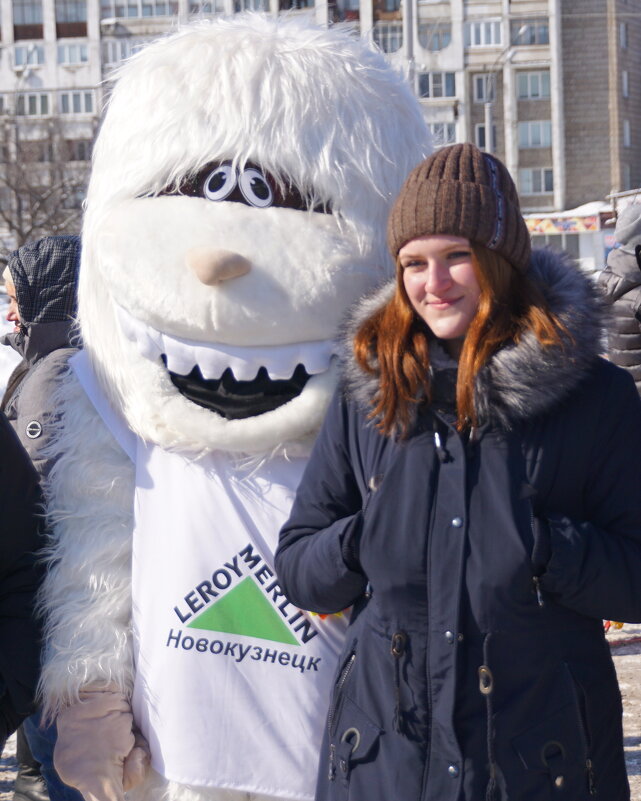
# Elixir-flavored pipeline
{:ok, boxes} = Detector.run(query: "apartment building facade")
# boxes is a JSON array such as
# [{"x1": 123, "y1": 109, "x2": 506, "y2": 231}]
[{"x1": 0, "y1": 0, "x2": 638, "y2": 264}]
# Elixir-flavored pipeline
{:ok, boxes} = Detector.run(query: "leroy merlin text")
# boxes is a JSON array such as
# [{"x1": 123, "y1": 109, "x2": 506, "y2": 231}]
[{"x1": 173, "y1": 542, "x2": 317, "y2": 643}]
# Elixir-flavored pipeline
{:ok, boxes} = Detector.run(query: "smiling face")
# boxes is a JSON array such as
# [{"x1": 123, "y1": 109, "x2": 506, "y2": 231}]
[{"x1": 400, "y1": 235, "x2": 481, "y2": 358}]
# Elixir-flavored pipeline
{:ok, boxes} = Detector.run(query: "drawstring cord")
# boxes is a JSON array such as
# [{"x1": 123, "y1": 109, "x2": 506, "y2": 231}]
[
  {"x1": 479, "y1": 633, "x2": 499, "y2": 801},
  {"x1": 391, "y1": 631, "x2": 408, "y2": 734},
  {"x1": 433, "y1": 430, "x2": 451, "y2": 463}
]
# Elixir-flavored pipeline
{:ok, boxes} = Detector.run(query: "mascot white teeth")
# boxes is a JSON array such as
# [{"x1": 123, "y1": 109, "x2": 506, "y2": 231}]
[{"x1": 40, "y1": 13, "x2": 430, "y2": 801}]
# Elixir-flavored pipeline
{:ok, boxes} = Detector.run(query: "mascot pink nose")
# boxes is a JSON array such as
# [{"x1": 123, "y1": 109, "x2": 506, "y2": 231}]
[{"x1": 187, "y1": 247, "x2": 252, "y2": 285}]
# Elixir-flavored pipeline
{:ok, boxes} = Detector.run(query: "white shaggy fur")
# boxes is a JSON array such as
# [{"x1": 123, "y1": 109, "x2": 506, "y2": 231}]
[
  {"x1": 40, "y1": 365, "x2": 136, "y2": 710},
  {"x1": 40, "y1": 12, "x2": 430, "y2": 800}
]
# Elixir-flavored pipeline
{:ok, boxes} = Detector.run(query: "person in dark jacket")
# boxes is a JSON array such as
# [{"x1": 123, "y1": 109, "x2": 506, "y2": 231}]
[
  {"x1": 0, "y1": 413, "x2": 43, "y2": 752},
  {"x1": 598, "y1": 203, "x2": 641, "y2": 394},
  {"x1": 2, "y1": 235, "x2": 81, "y2": 474},
  {"x1": 1, "y1": 235, "x2": 82, "y2": 801},
  {"x1": 275, "y1": 143, "x2": 641, "y2": 801}
]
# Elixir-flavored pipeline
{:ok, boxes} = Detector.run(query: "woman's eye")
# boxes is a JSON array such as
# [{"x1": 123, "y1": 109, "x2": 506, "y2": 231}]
[
  {"x1": 448, "y1": 250, "x2": 472, "y2": 260},
  {"x1": 238, "y1": 167, "x2": 273, "y2": 208},
  {"x1": 203, "y1": 164, "x2": 236, "y2": 201}
]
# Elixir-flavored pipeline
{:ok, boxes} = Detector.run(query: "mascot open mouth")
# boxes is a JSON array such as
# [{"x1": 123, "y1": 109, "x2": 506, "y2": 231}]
[
  {"x1": 116, "y1": 305, "x2": 335, "y2": 420},
  {"x1": 164, "y1": 359, "x2": 310, "y2": 419}
]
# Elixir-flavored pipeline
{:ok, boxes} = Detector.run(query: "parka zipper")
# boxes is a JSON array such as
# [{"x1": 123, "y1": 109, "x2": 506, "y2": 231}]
[
  {"x1": 565, "y1": 663, "x2": 597, "y2": 796},
  {"x1": 327, "y1": 652, "x2": 356, "y2": 781},
  {"x1": 531, "y1": 506, "x2": 545, "y2": 607},
  {"x1": 532, "y1": 575, "x2": 544, "y2": 607},
  {"x1": 391, "y1": 631, "x2": 408, "y2": 733}
]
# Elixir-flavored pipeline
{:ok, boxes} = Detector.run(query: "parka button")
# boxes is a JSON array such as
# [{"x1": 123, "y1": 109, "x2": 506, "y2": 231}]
[
  {"x1": 447, "y1": 764, "x2": 460, "y2": 778},
  {"x1": 451, "y1": 517, "x2": 463, "y2": 528},
  {"x1": 444, "y1": 631, "x2": 455, "y2": 644}
]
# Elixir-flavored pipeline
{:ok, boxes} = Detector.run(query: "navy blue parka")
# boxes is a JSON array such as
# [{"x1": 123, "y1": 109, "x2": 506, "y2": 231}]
[{"x1": 275, "y1": 249, "x2": 641, "y2": 801}]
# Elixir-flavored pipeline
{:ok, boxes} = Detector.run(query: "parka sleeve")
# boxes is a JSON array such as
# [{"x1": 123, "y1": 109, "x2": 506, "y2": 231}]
[
  {"x1": 538, "y1": 364, "x2": 641, "y2": 622},
  {"x1": 0, "y1": 412, "x2": 43, "y2": 742},
  {"x1": 275, "y1": 389, "x2": 368, "y2": 615}
]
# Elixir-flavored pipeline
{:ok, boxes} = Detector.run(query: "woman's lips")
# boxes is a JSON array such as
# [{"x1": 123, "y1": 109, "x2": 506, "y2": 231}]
[{"x1": 427, "y1": 297, "x2": 462, "y2": 309}]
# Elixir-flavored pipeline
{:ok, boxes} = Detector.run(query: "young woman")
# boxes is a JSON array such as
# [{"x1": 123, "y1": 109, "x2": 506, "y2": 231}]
[{"x1": 275, "y1": 143, "x2": 641, "y2": 801}]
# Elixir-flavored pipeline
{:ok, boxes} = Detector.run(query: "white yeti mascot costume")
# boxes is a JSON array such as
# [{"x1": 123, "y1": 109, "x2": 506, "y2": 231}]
[{"x1": 40, "y1": 14, "x2": 430, "y2": 801}]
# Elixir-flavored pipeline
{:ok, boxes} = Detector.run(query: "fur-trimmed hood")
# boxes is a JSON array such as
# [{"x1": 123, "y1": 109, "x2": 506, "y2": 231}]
[{"x1": 341, "y1": 248, "x2": 604, "y2": 430}]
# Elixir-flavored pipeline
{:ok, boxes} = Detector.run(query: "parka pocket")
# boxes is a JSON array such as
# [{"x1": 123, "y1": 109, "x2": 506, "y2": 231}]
[
  {"x1": 329, "y1": 697, "x2": 382, "y2": 796},
  {"x1": 326, "y1": 647, "x2": 382, "y2": 797},
  {"x1": 510, "y1": 664, "x2": 596, "y2": 797}
]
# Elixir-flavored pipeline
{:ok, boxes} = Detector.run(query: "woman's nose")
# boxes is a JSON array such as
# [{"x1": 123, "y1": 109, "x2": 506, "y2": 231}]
[
  {"x1": 424, "y1": 261, "x2": 451, "y2": 294},
  {"x1": 186, "y1": 247, "x2": 252, "y2": 285}
]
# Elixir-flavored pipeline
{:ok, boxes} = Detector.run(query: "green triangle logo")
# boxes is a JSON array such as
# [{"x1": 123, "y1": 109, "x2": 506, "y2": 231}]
[{"x1": 188, "y1": 576, "x2": 299, "y2": 646}]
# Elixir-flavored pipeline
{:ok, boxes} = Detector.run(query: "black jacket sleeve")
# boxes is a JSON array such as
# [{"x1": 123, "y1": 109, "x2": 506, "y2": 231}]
[
  {"x1": 539, "y1": 365, "x2": 641, "y2": 622},
  {"x1": 275, "y1": 390, "x2": 368, "y2": 615},
  {"x1": 0, "y1": 411, "x2": 44, "y2": 743}
]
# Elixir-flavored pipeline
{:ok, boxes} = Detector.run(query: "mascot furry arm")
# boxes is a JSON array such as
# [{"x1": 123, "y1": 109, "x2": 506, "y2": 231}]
[{"x1": 40, "y1": 14, "x2": 430, "y2": 801}]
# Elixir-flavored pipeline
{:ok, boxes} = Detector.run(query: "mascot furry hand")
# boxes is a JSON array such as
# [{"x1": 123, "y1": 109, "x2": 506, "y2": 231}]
[{"x1": 41, "y1": 14, "x2": 429, "y2": 801}]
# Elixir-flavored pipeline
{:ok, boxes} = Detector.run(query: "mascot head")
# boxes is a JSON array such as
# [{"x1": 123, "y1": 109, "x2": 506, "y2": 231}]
[{"x1": 81, "y1": 13, "x2": 430, "y2": 455}]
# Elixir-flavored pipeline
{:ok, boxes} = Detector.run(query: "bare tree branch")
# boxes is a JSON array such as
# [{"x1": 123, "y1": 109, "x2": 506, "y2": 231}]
[{"x1": 0, "y1": 115, "x2": 93, "y2": 263}]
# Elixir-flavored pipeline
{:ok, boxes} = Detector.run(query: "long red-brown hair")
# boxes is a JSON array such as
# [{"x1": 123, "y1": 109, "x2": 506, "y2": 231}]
[{"x1": 353, "y1": 244, "x2": 567, "y2": 436}]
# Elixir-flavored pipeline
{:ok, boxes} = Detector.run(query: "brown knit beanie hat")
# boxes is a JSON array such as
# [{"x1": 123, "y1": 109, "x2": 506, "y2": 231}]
[{"x1": 387, "y1": 143, "x2": 531, "y2": 272}]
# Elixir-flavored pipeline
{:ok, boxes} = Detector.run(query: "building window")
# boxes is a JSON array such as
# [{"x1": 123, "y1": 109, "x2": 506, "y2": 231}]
[
  {"x1": 376, "y1": 0, "x2": 400, "y2": 12},
  {"x1": 475, "y1": 123, "x2": 496, "y2": 152},
  {"x1": 464, "y1": 19, "x2": 502, "y2": 48},
  {"x1": 233, "y1": 0, "x2": 266, "y2": 10},
  {"x1": 278, "y1": 0, "x2": 314, "y2": 8},
  {"x1": 624, "y1": 119, "x2": 631, "y2": 148},
  {"x1": 517, "y1": 70, "x2": 550, "y2": 99},
  {"x1": 59, "y1": 90, "x2": 94, "y2": 114},
  {"x1": 531, "y1": 232, "x2": 579, "y2": 260},
  {"x1": 622, "y1": 70, "x2": 629, "y2": 98},
  {"x1": 55, "y1": 0, "x2": 86, "y2": 20},
  {"x1": 58, "y1": 42, "x2": 88, "y2": 64},
  {"x1": 520, "y1": 167, "x2": 553, "y2": 194},
  {"x1": 234, "y1": 0, "x2": 266, "y2": 8},
  {"x1": 330, "y1": 0, "x2": 359, "y2": 20},
  {"x1": 16, "y1": 92, "x2": 50, "y2": 116},
  {"x1": 65, "y1": 139, "x2": 92, "y2": 160},
  {"x1": 13, "y1": 0, "x2": 42, "y2": 24},
  {"x1": 428, "y1": 122, "x2": 456, "y2": 147},
  {"x1": 102, "y1": 37, "x2": 150, "y2": 63},
  {"x1": 14, "y1": 44, "x2": 44, "y2": 66},
  {"x1": 620, "y1": 22, "x2": 628, "y2": 49},
  {"x1": 473, "y1": 74, "x2": 495, "y2": 103},
  {"x1": 417, "y1": 72, "x2": 455, "y2": 99},
  {"x1": 511, "y1": 18, "x2": 549, "y2": 46},
  {"x1": 373, "y1": 21, "x2": 402, "y2": 53},
  {"x1": 27, "y1": 141, "x2": 54, "y2": 162},
  {"x1": 189, "y1": 0, "x2": 225, "y2": 11},
  {"x1": 623, "y1": 164, "x2": 632, "y2": 191},
  {"x1": 418, "y1": 22, "x2": 451, "y2": 51},
  {"x1": 518, "y1": 120, "x2": 552, "y2": 148},
  {"x1": 100, "y1": 0, "x2": 177, "y2": 17}
]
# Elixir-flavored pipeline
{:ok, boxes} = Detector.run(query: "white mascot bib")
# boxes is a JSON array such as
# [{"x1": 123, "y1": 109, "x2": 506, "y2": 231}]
[
  {"x1": 131, "y1": 443, "x2": 345, "y2": 795},
  {"x1": 74, "y1": 348, "x2": 346, "y2": 796}
]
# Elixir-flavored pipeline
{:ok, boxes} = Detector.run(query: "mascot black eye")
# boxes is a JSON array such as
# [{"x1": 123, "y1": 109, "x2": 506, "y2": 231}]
[
  {"x1": 238, "y1": 168, "x2": 273, "y2": 208},
  {"x1": 203, "y1": 164, "x2": 236, "y2": 201}
]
